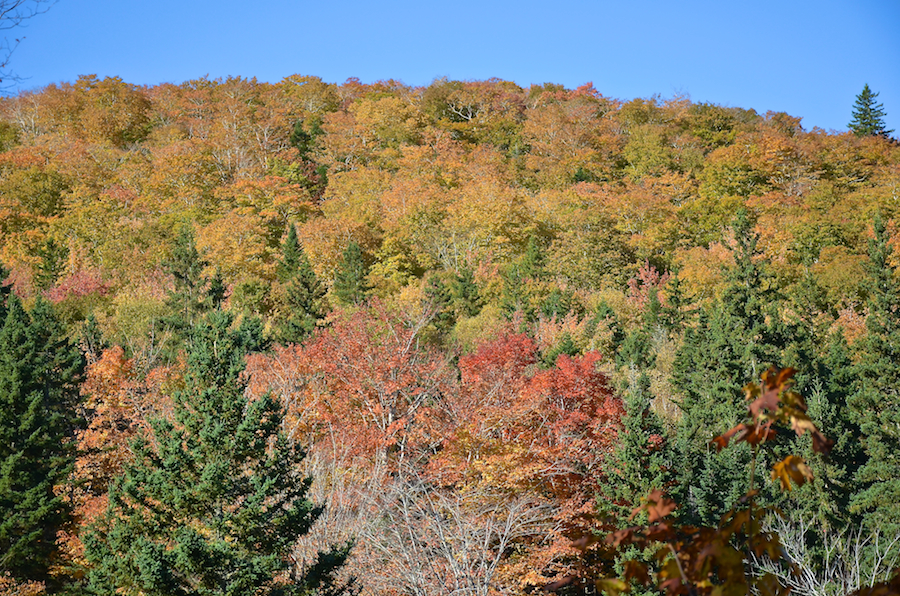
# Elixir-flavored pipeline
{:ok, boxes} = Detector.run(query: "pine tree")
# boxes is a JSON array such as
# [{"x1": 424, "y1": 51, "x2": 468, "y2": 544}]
[
  {"x1": 34, "y1": 237, "x2": 69, "y2": 291},
  {"x1": 0, "y1": 295, "x2": 84, "y2": 581},
  {"x1": 333, "y1": 241, "x2": 370, "y2": 306},
  {"x1": 598, "y1": 370, "x2": 670, "y2": 596},
  {"x1": 671, "y1": 210, "x2": 787, "y2": 523},
  {"x1": 782, "y1": 270, "x2": 864, "y2": 530},
  {"x1": 848, "y1": 84, "x2": 893, "y2": 138},
  {"x1": 278, "y1": 229, "x2": 327, "y2": 345},
  {"x1": 277, "y1": 225, "x2": 303, "y2": 284},
  {"x1": 84, "y1": 310, "x2": 350, "y2": 596},
  {"x1": 161, "y1": 226, "x2": 211, "y2": 343},
  {"x1": 848, "y1": 214, "x2": 900, "y2": 534},
  {"x1": 449, "y1": 266, "x2": 481, "y2": 318}
]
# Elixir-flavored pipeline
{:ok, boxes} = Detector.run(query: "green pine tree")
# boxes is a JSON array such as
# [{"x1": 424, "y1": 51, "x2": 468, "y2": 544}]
[
  {"x1": 34, "y1": 237, "x2": 69, "y2": 291},
  {"x1": 781, "y1": 269, "x2": 864, "y2": 531},
  {"x1": 84, "y1": 310, "x2": 350, "y2": 596},
  {"x1": 277, "y1": 225, "x2": 303, "y2": 284},
  {"x1": 449, "y1": 267, "x2": 482, "y2": 318},
  {"x1": 278, "y1": 229, "x2": 327, "y2": 345},
  {"x1": 0, "y1": 295, "x2": 84, "y2": 582},
  {"x1": 671, "y1": 210, "x2": 787, "y2": 524},
  {"x1": 333, "y1": 241, "x2": 370, "y2": 306},
  {"x1": 161, "y1": 226, "x2": 212, "y2": 346},
  {"x1": 848, "y1": 214, "x2": 900, "y2": 534},
  {"x1": 598, "y1": 370, "x2": 670, "y2": 596},
  {"x1": 848, "y1": 84, "x2": 893, "y2": 138}
]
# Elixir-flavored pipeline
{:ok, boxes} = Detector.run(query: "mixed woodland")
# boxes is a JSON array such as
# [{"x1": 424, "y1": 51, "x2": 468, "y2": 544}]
[{"x1": 1, "y1": 74, "x2": 900, "y2": 595}]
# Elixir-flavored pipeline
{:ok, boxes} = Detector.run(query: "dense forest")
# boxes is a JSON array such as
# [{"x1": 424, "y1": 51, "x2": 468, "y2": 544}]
[{"x1": 0, "y1": 74, "x2": 899, "y2": 595}]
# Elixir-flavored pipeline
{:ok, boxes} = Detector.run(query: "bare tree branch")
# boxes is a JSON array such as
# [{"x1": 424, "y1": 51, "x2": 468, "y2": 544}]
[{"x1": 0, "y1": 0, "x2": 56, "y2": 86}]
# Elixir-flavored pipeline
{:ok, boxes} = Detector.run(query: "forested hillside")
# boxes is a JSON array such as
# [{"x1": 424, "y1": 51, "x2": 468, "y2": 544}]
[{"x1": 1, "y1": 75, "x2": 899, "y2": 595}]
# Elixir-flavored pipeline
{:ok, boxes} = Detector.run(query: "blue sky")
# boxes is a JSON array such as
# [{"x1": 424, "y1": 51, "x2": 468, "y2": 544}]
[{"x1": 8, "y1": 0, "x2": 900, "y2": 134}]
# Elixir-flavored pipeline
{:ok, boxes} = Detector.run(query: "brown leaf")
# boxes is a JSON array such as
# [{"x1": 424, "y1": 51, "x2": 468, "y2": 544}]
[
  {"x1": 711, "y1": 424, "x2": 747, "y2": 452},
  {"x1": 771, "y1": 455, "x2": 814, "y2": 491}
]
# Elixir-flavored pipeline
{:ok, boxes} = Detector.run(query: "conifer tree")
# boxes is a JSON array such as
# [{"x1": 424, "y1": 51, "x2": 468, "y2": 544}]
[
  {"x1": 781, "y1": 270, "x2": 864, "y2": 530},
  {"x1": 598, "y1": 370, "x2": 670, "y2": 596},
  {"x1": 277, "y1": 224, "x2": 303, "y2": 284},
  {"x1": 0, "y1": 294, "x2": 84, "y2": 582},
  {"x1": 671, "y1": 210, "x2": 787, "y2": 523},
  {"x1": 423, "y1": 274, "x2": 454, "y2": 337},
  {"x1": 34, "y1": 237, "x2": 68, "y2": 291},
  {"x1": 849, "y1": 84, "x2": 893, "y2": 138},
  {"x1": 848, "y1": 214, "x2": 900, "y2": 534},
  {"x1": 333, "y1": 241, "x2": 370, "y2": 306},
  {"x1": 161, "y1": 226, "x2": 211, "y2": 342},
  {"x1": 278, "y1": 227, "x2": 327, "y2": 344},
  {"x1": 84, "y1": 310, "x2": 350, "y2": 596},
  {"x1": 450, "y1": 266, "x2": 481, "y2": 318}
]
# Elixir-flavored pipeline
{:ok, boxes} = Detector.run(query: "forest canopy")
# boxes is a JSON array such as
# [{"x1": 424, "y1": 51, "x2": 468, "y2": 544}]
[{"x1": 0, "y1": 75, "x2": 898, "y2": 595}]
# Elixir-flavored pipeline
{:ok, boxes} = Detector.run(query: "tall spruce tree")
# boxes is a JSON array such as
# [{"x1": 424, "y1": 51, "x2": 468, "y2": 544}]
[
  {"x1": 277, "y1": 226, "x2": 327, "y2": 344},
  {"x1": 84, "y1": 310, "x2": 350, "y2": 596},
  {"x1": 848, "y1": 214, "x2": 900, "y2": 534},
  {"x1": 781, "y1": 269, "x2": 864, "y2": 530},
  {"x1": 332, "y1": 241, "x2": 370, "y2": 306},
  {"x1": 0, "y1": 294, "x2": 84, "y2": 582},
  {"x1": 449, "y1": 267, "x2": 482, "y2": 318},
  {"x1": 848, "y1": 84, "x2": 893, "y2": 138},
  {"x1": 671, "y1": 210, "x2": 787, "y2": 524},
  {"x1": 160, "y1": 226, "x2": 213, "y2": 350}
]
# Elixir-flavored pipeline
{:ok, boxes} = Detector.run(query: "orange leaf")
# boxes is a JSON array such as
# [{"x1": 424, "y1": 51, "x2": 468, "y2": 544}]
[{"x1": 771, "y1": 455, "x2": 813, "y2": 491}]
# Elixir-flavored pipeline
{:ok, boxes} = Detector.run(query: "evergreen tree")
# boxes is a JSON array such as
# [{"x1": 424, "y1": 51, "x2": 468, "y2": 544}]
[
  {"x1": 423, "y1": 274, "x2": 454, "y2": 337},
  {"x1": 34, "y1": 237, "x2": 69, "y2": 291},
  {"x1": 848, "y1": 214, "x2": 900, "y2": 534},
  {"x1": 519, "y1": 235, "x2": 547, "y2": 280},
  {"x1": 333, "y1": 241, "x2": 370, "y2": 306},
  {"x1": 449, "y1": 266, "x2": 481, "y2": 318},
  {"x1": 84, "y1": 310, "x2": 350, "y2": 596},
  {"x1": 277, "y1": 225, "x2": 303, "y2": 284},
  {"x1": 671, "y1": 210, "x2": 787, "y2": 524},
  {"x1": 848, "y1": 84, "x2": 893, "y2": 138},
  {"x1": 278, "y1": 230, "x2": 327, "y2": 344},
  {"x1": 598, "y1": 370, "x2": 670, "y2": 596},
  {"x1": 0, "y1": 295, "x2": 84, "y2": 582},
  {"x1": 782, "y1": 269, "x2": 864, "y2": 530},
  {"x1": 162, "y1": 226, "x2": 211, "y2": 342}
]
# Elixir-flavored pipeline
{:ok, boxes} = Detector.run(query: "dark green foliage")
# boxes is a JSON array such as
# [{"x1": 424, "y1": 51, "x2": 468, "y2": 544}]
[
  {"x1": 290, "y1": 117, "x2": 324, "y2": 160},
  {"x1": 787, "y1": 331, "x2": 864, "y2": 531},
  {"x1": 540, "y1": 332, "x2": 579, "y2": 368},
  {"x1": 333, "y1": 241, "x2": 370, "y2": 306},
  {"x1": 450, "y1": 267, "x2": 482, "y2": 318},
  {"x1": 671, "y1": 210, "x2": 787, "y2": 523},
  {"x1": 0, "y1": 294, "x2": 84, "y2": 581},
  {"x1": 588, "y1": 301, "x2": 626, "y2": 356},
  {"x1": 598, "y1": 371, "x2": 670, "y2": 596},
  {"x1": 34, "y1": 236, "x2": 69, "y2": 291},
  {"x1": 277, "y1": 227, "x2": 327, "y2": 344},
  {"x1": 848, "y1": 84, "x2": 893, "y2": 138},
  {"x1": 539, "y1": 287, "x2": 580, "y2": 320},
  {"x1": 277, "y1": 225, "x2": 303, "y2": 284},
  {"x1": 520, "y1": 236, "x2": 547, "y2": 280},
  {"x1": 848, "y1": 215, "x2": 900, "y2": 534},
  {"x1": 206, "y1": 270, "x2": 227, "y2": 311},
  {"x1": 162, "y1": 226, "x2": 211, "y2": 335},
  {"x1": 423, "y1": 274, "x2": 454, "y2": 336},
  {"x1": 84, "y1": 310, "x2": 349, "y2": 596},
  {"x1": 501, "y1": 238, "x2": 556, "y2": 322}
]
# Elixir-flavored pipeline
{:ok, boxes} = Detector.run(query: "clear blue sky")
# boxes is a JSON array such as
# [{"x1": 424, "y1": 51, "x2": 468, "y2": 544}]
[{"x1": 8, "y1": 0, "x2": 900, "y2": 134}]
